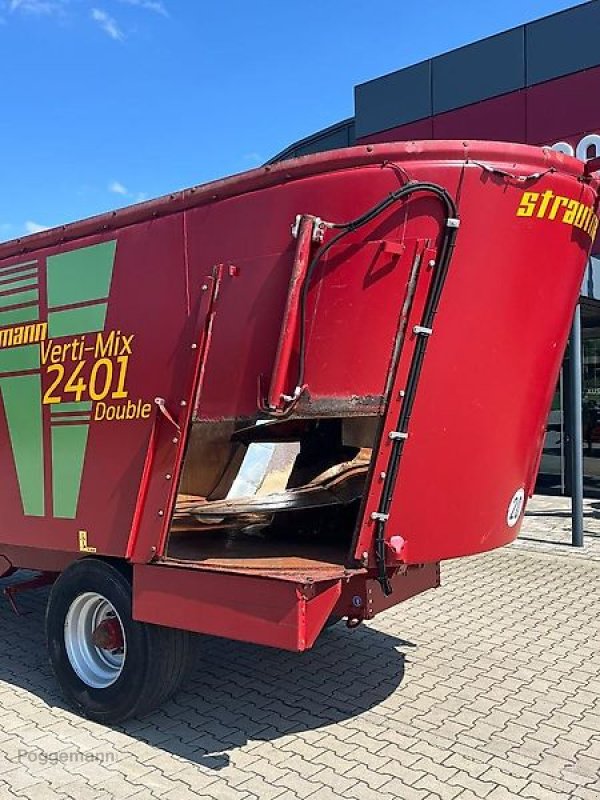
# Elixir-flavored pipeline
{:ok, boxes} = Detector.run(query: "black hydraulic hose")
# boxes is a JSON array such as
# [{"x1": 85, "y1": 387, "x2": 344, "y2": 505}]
[
  {"x1": 373, "y1": 205, "x2": 459, "y2": 595},
  {"x1": 288, "y1": 179, "x2": 459, "y2": 595},
  {"x1": 295, "y1": 182, "x2": 457, "y2": 392}
]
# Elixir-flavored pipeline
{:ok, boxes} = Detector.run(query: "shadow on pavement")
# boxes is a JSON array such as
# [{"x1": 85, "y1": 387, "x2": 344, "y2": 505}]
[{"x1": 0, "y1": 581, "x2": 414, "y2": 770}]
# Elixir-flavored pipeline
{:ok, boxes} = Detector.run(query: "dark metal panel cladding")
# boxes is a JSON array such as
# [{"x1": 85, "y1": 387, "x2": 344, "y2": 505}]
[
  {"x1": 267, "y1": 119, "x2": 356, "y2": 164},
  {"x1": 354, "y1": 61, "x2": 432, "y2": 139},
  {"x1": 432, "y1": 28, "x2": 525, "y2": 114},
  {"x1": 526, "y1": 2, "x2": 600, "y2": 86},
  {"x1": 294, "y1": 124, "x2": 353, "y2": 157}
]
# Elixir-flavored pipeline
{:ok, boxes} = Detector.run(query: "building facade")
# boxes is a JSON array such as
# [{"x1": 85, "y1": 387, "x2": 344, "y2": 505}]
[{"x1": 272, "y1": 0, "x2": 600, "y2": 499}]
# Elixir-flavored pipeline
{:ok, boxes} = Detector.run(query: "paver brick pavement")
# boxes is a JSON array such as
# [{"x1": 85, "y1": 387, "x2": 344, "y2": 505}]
[{"x1": 0, "y1": 494, "x2": 597, "y2": 798}]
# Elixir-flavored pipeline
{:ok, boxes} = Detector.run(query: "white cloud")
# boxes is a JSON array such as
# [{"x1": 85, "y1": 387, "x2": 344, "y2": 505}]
[
  {"x1": 108, "y1": 180, "x2": 146, "y2": 203},
  {"x1": 1, "y1": 0, "x2": 171, "y2": 37},
  {"x1": 118, "y1": 0, "x2": 168, "y2": 16},
  {"x1": 109, "y1": 180, "x2": 128, "y2": 195},
  {"x1": 91, "y1": 7, "x2": 124, "y2": 40},
  {"x1": 24, "y1": 220, "x2": 48, "y2": 234},
  {"x1": 9, "y1": 0, "x2": 61, "y2": 13}
]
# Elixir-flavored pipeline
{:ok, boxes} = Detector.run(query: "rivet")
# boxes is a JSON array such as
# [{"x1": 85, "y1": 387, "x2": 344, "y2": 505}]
[
  {"x1": 158, "y1": 510, "x2": 164, "y2": 517},
  {"x1": 201, "y1": 284, "x2": 209, "y2": 291},
  {"x1": 429, "y1": 259, "x2": 436, "y2": 267},
  {"x1": 165, "y1": 474, "x2": 172, "y2": 480},
  {"x1": 172, "y1": 437, "x2": 179, "y2": 444},
  {"x1": 380, "y1": 471, "x2": 386, "y2": 479},
  {"x1": 180, "y1": 400, "x2": 187, "y2": 407},
  {"x1": 191, "y1": 343, "x2": 198, "y2": 349}
]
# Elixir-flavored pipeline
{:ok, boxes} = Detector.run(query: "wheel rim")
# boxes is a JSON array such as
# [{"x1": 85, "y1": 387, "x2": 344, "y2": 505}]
[{"x1": 64, "y1": 592, "x2": 127, "y2": 689}]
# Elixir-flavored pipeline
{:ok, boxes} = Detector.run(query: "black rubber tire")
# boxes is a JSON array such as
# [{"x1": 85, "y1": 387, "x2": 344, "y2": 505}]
[{"x1": 46, "y1": 558, "x2": 195, "y2": 724}]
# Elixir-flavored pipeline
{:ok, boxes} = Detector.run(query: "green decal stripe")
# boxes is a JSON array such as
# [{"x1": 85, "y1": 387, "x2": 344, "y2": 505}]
[
  {"x1": 47, "y1": 241, "x2": 116, "y2": 309},
  {"x1": 51, "y1": 423, "x2": 89, "y2": 519},
  {"x1": 0, "y1": 267, "x2": 38, "y2": 285},
  {"x1": 0, "y1": 304, "x2": 40, "y2": 326},
  {"x1": 0, "y1": 344, "x2": 40, "y2": 374},
  {"x1": 51, "y1": 414, "x2": 91, "y2": 423},
  {"x1": 0, "y1": 276, "x2": 38, "y2": 294},
  {"x1": 0, "y1": 260, "x2": 36, "y2": 275},
  {"x1": 0, "y1": 289, "x2": 38, "y2": 310},
  {"x1": 50, "y1": 401, "x2": 92, "y2": 414},
  {"x1": 0, "y1": 374, "x2": 44, "y2": 516},
  {"x1": 48, "y1": 302, "x2": 107, "y2": 338}
]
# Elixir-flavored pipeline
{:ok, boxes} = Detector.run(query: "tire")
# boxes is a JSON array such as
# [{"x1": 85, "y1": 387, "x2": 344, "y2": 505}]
[{"x1": 46, "y1": 558, "x2": 195, "y2": 724}]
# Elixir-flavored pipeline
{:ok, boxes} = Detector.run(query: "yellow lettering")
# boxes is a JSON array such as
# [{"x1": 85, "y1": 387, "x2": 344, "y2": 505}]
[
  {"x1": 516, "y1": 192, "x2": 539, "y2": 217},
  {"x1": 35, "y1": 322, "x2": 48, "y2": 343},
  {"x1": 40, "y1": 339, "x2": 52, "y2": 365},
  {"x1": 0, "y1": 328, "x2": 13, "y2": 348},
  {"x1": 574, "y1": 205, "x2": 591, "y2": 230},
  {"x1": 78, "y1": 530, "x2": 97, "y2": 554},
  {"x1": 562, "y1": 198, "x2": 580, "y2": 225},
  {"x1": 548, "y1": 196, "x2": 568, "y2": 220},
  {"x1": 49, "y1": 344, "x2": 64, "y2": 364},
  {"x1": 537, "y1": 189, "x2": 554, "y2": 218},
  {"x1": 95, "y1": 331, "x2": 115, "y2": 358},
  {"x1": 517, "y1": 191, "x2": 597, "y2": 242}
]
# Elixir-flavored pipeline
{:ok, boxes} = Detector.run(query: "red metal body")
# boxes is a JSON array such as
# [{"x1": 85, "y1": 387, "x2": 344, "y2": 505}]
[{"x1": 0, "y1": 140, "x2": 595, "y2": 650}]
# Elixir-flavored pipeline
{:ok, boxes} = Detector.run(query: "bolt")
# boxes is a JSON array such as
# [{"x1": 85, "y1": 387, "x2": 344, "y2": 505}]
[
  {"x1": 158, "y1": 510, "x2": 164, "y2": 517},
  {"x1": 429, "y1": 259, "x2": 436, "y2": 267},
  {"x1": 201, "y1": 284, "x2": 209, "y2": 291},
  {"x1": 165, "y1": 474, "x2": 172, "y2": 480},
  {"x1": 380, "y1": 471, "x2": 386, "y2": 480},
  {"x1": 180, "y1": 400, "x2": 187, "y2": 407},
  {"x1": 172, "y1": 437, "x2": 179, "y2": 444},
  {"x1": 191, "y1": 343, "x2": 198, "y2": 350}
]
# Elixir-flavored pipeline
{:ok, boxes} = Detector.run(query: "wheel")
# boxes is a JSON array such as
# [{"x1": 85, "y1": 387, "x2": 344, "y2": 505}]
[{"x1": 46, "y1": 558, "x2": 195, "y2": 723}]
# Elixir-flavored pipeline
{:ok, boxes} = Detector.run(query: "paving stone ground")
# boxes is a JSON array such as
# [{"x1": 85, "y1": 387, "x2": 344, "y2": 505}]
[{"x1": 0, "y1": 494, "x2": 599, "y2": 799}]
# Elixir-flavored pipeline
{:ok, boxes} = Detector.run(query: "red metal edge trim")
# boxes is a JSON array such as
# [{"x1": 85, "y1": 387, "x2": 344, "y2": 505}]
[
  {"x1": 125, "y1": 411, "x2": 159, "y2": 560},
  {"x1": 0, "y1": 141, "x2": 586, "y2": 261}
]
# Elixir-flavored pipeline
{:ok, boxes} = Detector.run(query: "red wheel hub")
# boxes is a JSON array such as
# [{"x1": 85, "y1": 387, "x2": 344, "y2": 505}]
[{"x1": 92, "y1": 618, "x2": 124, "y2": 651}]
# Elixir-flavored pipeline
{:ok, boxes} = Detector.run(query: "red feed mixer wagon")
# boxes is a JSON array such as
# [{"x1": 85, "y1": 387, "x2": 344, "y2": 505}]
[{"x1": 0, "y1": 140, "x2": 595, "y2": 722}]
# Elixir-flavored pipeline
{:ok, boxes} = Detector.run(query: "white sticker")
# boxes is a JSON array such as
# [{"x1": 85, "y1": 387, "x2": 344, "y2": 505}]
[{"x1": 507, "y1": 488, "x2": 525, "y2": 527}]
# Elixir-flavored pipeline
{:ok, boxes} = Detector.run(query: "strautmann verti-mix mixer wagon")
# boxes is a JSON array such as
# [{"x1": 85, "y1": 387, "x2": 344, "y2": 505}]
[{"x1": 0, "y1": 140, "x2": 595, "y2": 722}]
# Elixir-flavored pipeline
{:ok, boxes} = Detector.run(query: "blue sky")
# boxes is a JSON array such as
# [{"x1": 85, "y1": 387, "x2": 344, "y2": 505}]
[{"x1": 0, "y1": 0, "x2": 587, "y2": 240}]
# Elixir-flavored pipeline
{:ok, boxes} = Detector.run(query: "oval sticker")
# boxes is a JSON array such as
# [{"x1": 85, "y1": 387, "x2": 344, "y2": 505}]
[{"x1": 507, "y1": 488, "x2": 525, "y2": 527}]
